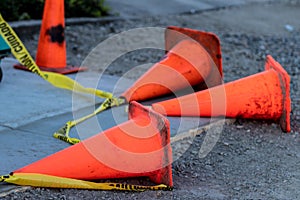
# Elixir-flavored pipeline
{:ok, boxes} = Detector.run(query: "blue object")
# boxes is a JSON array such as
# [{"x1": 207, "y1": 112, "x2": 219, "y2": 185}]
[
  {"x1": 0, "y1": 35, "x2": 10, "y2": 56},
  {"x1": 0, "y1": 35, "x2": 10, "y2": 82}
]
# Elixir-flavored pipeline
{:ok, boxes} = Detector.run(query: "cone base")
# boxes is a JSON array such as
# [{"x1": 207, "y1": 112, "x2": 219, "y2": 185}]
[
  {"x1": 166, "y1": 26, "x2": 223, "y2": 77},
  {"x1": 14, "y1": 63, "x2": 87, "y2": 74},
  {"x1": 129, "y1": 101, "x2": 173, "y2": 186},
  {"x1": 265, "y1": 55, "x2": 291, "y2": 132}
]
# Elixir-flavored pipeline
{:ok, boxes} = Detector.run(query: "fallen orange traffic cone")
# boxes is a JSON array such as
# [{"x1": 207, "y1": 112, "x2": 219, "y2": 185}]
[
  {"x1": 15, "y1": 101, "x2": 173, "y2": 186},
  {"x1": 152, "y1": 55, "x2": 291, "y2": 132},
  {"x1": 121, "y1": 26, "x2": 223, "y2": 102},
  {"x1": 14, "y1": 0, "x2": 86, "y2": 74}
]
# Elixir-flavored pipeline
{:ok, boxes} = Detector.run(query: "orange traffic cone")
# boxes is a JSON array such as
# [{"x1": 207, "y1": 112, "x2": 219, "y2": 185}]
[
  {"x1": 152, "y1": 55, "x2": 291, "y2": 132},
  {"x1": 14, "y1": 101, "x2": 173, "y2": 186},
  {"x1": 14, "y1": 0, "x2": 86, "y2": 74},
  {"x1": 121, "y1": 26, "x2": 223, "y2": 102}
]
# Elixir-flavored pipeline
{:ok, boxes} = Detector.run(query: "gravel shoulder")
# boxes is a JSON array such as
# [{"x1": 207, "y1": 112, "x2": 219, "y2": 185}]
[{"x1": 2, "y1": 0, "x2": 300, "y2": 199}]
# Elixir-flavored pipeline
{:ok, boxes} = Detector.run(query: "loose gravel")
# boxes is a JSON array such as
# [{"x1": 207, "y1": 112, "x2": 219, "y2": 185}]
[{"x1": 2, "y1": 0, "x2": 300, "y2": 199}]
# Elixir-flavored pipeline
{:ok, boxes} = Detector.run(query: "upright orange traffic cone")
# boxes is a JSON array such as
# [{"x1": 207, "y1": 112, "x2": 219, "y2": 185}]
[
  {"x1": 14, "y1": 101, "x2": 173, "y2": 186},
  {"x1": 152, "y1": 55, "x2": 291, "y2": 132},
  {"x1": 14, "y1": 0, "x2": 86, "y2": 74},
  {"x1": 121, "y1": 26, "x2": 223, "y2": 102}
]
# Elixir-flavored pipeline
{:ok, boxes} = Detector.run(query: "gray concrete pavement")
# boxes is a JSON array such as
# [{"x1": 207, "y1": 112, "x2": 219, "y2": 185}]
[{"x1": 0, "y1": 58, "x2": 128, "y2": 131}]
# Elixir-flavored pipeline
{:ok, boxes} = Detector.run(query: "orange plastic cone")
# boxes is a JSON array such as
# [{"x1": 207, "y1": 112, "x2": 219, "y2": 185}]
[
  {"x1": 121, "y1": 26, "x2": 223, "y2": 102},
  {"x1": 152, "y1": 55, "x2": 291, "y2": 132},
  {"x1": 14, "y1": 0, "x2": 86, "y2": 74},
  {"x1": 14, "y1": 101, "x2": 173, "y2": 186}
]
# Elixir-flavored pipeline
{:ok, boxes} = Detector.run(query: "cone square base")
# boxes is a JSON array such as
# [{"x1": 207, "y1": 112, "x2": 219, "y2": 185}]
[
  {"x1": 166, "y1": 26, "x2": 223, "y2": 77},
  {"x1": 265, "y1": 55, "x2": 291, "y2": 132},
  {"x1": 128, "y1": 101, "x2": 173, "y2": 186},
  {"x1": 14, "y1": 63, "x2": 88, "y2": 74}
]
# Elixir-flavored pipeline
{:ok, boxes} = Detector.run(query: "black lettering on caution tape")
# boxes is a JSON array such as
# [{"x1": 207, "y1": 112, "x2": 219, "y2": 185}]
[
  {"x1": 55, "y1": 134, "x2": 69, "y2": 143},
  {"x1": 0, "y1": 22, "x2": 23, "y2": 53},
  {"x1": 0, "y1": 174, "x2": 10, "y2": 182},
  {"x1": 102, "y1": 98, "x2": 114, "y2": 109},
  {"x1": 19, "y1": 54, "x2": 35, "y2": 71},
  {"x1": 57, "y1": 124, "x2": 68, "y2": 135},
  {"x1": 0, "y1": 21, "x2": 44, "y2": 78},
  {"x1": 107, "y1": 183, "x2": 173, "y2": 191}
]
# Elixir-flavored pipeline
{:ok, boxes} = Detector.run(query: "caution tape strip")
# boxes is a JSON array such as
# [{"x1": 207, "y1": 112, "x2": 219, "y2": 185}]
[
  {"x1": 0, "y1": 173, "x2": 173, "y2": 191},
  {"x1": 0, "y1": 13, "x2": 126, "y2": 144},
  {"x1": 53, "y1": 97, "x2": 125, "y2": 145}
]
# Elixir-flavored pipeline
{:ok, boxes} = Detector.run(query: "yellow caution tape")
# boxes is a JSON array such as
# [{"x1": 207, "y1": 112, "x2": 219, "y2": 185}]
[
  {"x1": 0, "y1": 173, "x2": 173, "y2": 191},
  {"x1": 53, "y1": 97, "x2": 125, "y2": 145},
  {"x1": 0, "y1": 13, "x2": 126, "y2": 144}
]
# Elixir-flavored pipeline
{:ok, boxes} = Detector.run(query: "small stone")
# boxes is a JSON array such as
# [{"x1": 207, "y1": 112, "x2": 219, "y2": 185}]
[
  {"x1": 256, "y1": 139, "x2": 262, "y2": 144},
  {"x1": 156, "y1": 191, "x2": 162, "y2": 197},
  {"x1": 192, "y1": 150, "x2": 198, "y2": 154},
  {"x1": 200, "y1": 177, "x2": 207, "y2": 181},
  {"x1": 60, "y1": 195, "x2": 66, "y2": 200},
  {"x1": 259, "y1": 45, "x2": 266, "y2": 50},
  {"x1": 236, "y1": 125, "x2": 244, "y2": 129},
  {"x1": 284, "y1": 24, "x2": 294, "y2": 32},
  {"x1": 219, "y1": 152, "x2": 226, "y2": 156},
  {"x1": 204, "y1": 165, "x2": 213, "y2": 170},
  {"x1": 190, "y1": 9, "x2": 196, "y2": 14},
  {"x1": 223, "y1": 142, "x2": 230, "y2": 146}
]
